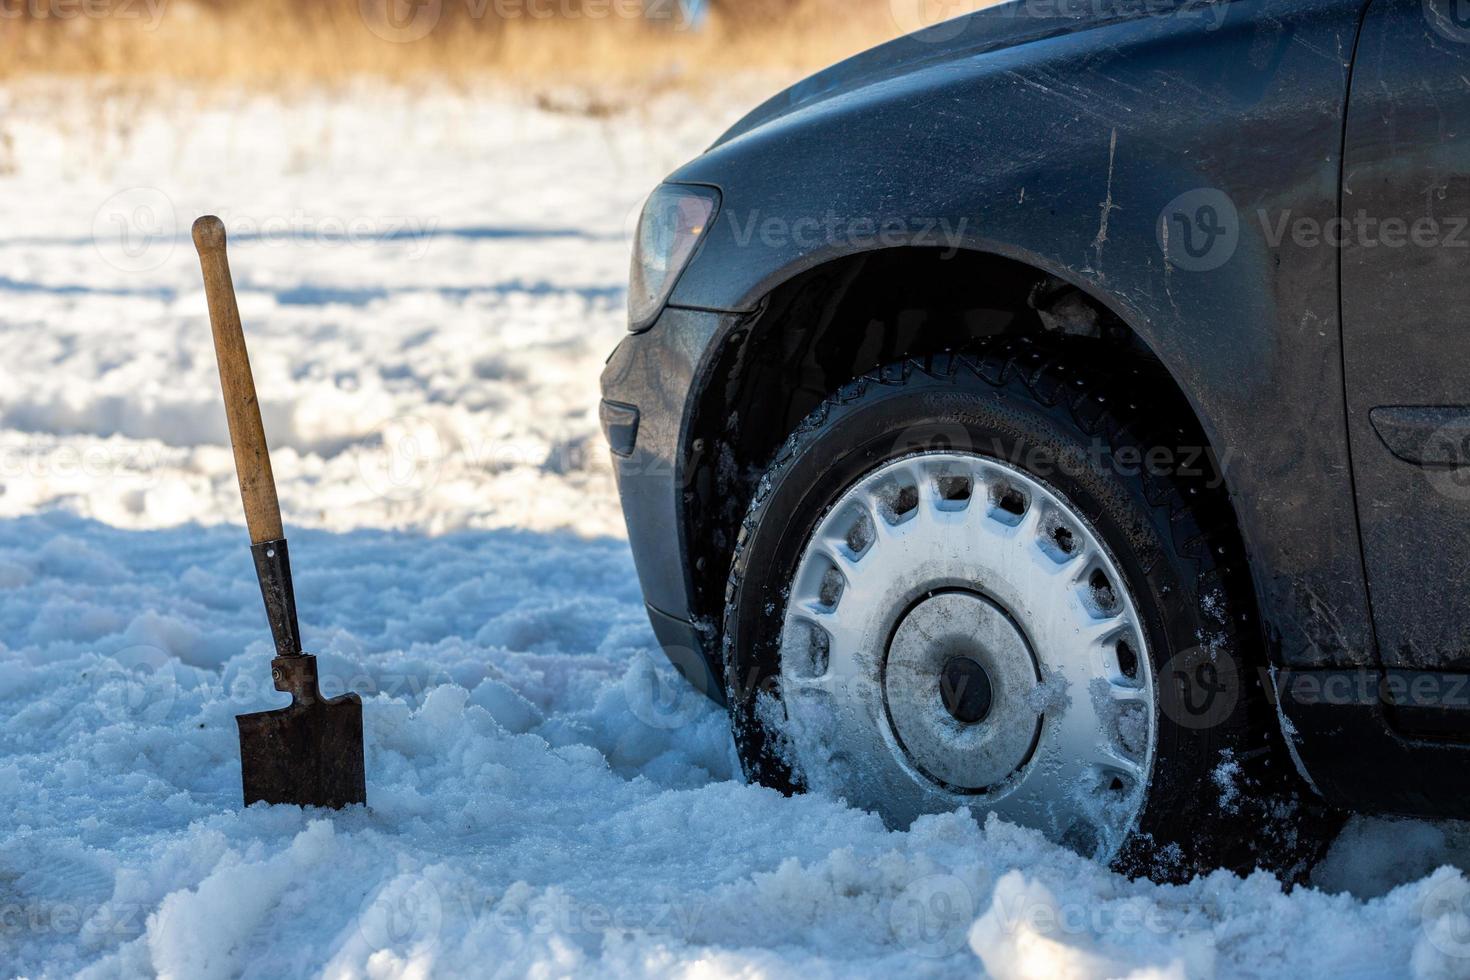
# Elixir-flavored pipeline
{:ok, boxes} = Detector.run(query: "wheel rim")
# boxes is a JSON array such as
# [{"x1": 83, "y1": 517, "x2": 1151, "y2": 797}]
[{"x1": 777, "y1": 451, "x2": 1156, "y2": 862}]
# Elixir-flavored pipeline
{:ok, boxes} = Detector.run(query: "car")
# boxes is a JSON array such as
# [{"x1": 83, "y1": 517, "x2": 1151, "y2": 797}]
[{"x1": 600, "y1": 0, "x2": 1470, "y2": 881}]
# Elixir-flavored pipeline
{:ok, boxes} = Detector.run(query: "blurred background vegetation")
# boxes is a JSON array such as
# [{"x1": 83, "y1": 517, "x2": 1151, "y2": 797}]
[{"x1": 0, "y1": 0, "x2": 992, "y2": 89}]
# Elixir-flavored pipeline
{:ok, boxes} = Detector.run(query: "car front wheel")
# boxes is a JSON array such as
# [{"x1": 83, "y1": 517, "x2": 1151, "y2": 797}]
[{"x1": 720, "y1": 341, "x2": 1335, "y2": 881}]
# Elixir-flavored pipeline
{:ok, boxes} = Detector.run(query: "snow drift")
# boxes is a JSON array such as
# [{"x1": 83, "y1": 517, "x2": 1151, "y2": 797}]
[{"x1": 1, "y1": 82, "x2": 1468, "y2": 978}]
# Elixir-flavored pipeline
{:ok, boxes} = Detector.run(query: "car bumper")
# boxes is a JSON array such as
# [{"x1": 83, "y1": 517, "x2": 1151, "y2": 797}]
[{"x1": 600, "y1": 306, "x2": 735, "y2": 706}]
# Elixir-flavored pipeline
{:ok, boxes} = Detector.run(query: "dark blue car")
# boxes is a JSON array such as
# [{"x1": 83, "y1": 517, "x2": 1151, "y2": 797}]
[{"x1": 602, "y1": 0, "x2": 1470, "y2": 880}]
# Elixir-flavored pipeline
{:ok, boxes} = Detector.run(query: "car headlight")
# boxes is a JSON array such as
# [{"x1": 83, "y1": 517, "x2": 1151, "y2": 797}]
[{"x1": 628, "y1": 184, "x2": 720, "y2": 332}]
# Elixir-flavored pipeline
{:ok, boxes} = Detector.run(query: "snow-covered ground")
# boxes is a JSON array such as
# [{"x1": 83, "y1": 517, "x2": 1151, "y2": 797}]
[{"x1": 3, "y1": 80, "x2": 1470, "y2": 978}]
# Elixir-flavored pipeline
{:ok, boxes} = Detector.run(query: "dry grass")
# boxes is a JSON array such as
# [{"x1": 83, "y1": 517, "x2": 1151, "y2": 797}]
[{"x1": 0, "y1": 0, "x2": 985, "y2": 91}]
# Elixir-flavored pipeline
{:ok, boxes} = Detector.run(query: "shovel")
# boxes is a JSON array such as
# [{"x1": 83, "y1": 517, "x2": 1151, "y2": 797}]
[{"x1": 193, "y1": 215, "x2": 367, "y2": 809}]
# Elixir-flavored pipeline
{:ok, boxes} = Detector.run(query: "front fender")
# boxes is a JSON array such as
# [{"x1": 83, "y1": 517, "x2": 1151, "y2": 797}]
[{"x1": 668, "y1": 0, "x2": 1375, "y2": 670}]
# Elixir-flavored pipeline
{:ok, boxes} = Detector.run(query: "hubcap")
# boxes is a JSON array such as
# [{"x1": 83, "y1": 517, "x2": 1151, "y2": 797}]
[
  {"x1": 885, "y1": 591, "x2": 1038, "y2": 791},
  {"x1": 777, "y1": 452, "x2": 1156, "y2": 862}
]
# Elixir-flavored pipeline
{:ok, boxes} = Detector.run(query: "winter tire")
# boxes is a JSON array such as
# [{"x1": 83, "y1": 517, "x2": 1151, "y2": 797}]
[{"x1": 721, "y1": 341, "x2": 1338, "y2": 881}]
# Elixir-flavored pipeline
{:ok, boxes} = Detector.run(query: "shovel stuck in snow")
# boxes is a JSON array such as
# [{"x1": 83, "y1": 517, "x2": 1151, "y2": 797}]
[{"x1": 193, "y1": 215, "x2": 367, "y2": 810}]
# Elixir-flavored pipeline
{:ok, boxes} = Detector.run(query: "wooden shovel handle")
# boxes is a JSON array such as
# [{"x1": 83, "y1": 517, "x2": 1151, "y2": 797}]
[{"x1": 193, "y1": 215, "x2": 284, "y2": 545}]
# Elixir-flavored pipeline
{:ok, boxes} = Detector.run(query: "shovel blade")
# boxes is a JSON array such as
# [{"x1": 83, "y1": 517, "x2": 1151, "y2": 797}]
[{"x1": 237, "y1": 692, "x2": 366, "y2": 808}]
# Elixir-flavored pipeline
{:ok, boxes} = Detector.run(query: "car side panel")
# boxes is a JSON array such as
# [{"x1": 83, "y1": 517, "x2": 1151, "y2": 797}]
[{"x1": 1341, "y1": 0, "x2": 1470, "y2": 670}]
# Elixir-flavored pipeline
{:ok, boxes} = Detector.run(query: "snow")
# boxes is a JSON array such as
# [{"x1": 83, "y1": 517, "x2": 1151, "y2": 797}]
[{"x1": 3, "y1": 79, "x2": 1470, "y2": 978}]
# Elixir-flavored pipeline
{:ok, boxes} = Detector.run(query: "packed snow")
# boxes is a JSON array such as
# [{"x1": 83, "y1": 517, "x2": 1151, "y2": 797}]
[{"x1": 3, "y1": 80, "x2": 1470, "y2": 978}]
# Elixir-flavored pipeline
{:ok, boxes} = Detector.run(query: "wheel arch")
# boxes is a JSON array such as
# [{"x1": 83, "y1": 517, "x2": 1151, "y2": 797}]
[{"x1": 679, "y1": 244, "x2": 1263, "y2": 664}]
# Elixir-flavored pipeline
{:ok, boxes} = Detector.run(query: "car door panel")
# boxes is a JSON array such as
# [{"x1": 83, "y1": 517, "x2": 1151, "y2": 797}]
[{"x1": 1342, "y1": 0, "x2": 1470, "y2": 670}]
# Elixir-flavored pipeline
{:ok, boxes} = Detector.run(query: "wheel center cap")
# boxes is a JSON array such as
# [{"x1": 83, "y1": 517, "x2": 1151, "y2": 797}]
[
  {"x1": 883, "y1": 590, "x2": 1042, "y2": 792},
  {"x1": 940, "y1": 656, "x2": 994, "y2": 724}
]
